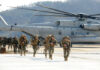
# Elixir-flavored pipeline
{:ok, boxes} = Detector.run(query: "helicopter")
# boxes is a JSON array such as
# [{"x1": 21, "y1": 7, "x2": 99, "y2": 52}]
[{"x1": 1, "y1": 4, "x2": 100, "y2": 44}]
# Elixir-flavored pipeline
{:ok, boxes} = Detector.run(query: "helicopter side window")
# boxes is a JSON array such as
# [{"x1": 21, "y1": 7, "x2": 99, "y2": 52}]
[
  {"x1": 56, "y1": 21, "x2": 60, "y2": 26},
  {"x1": 87, "y1": 32, "x2": 89, "y2": 35},
  {"x1": 58, "y1": 31, "x2": 62, "y2": 35},
  {"x1": 71, "y1": 31, "x2": 74, "y2": 36},
  {"x1": 87, "y1": 21, "x2": 92, "y2": 23}
]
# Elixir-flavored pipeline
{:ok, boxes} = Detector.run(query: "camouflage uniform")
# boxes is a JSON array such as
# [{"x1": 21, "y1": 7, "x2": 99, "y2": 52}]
[
  {"x1": 19, "y1": 35, "x2": 28, "y2": 56},
  {"x1": 61, "y1": 36, "x2": 71, "y2": 61},
  {"x1": 0, "y1": 37, "x2": 2, "y2": 49},
  {"x1": 7, "y1": 37, "x2": 13, "y2": 50},
  {"x1": 13, "y1": 37, "x2": 19, "y2": 54},
  {"x1": 2, "y1": 37, "x2": 7, "y2": 48},
  {"x1": 0, "y1": 37, "x2": 7, "y2": 53},
  {"x1": 48, "y1": 35, "x2": 57, "y2": 60},
  {"x1": 31, "y1": 35, "x2": 40, "y2": 57},
  {"x1": 43, "y1": 35, "x2": 51, "y2": 58}
]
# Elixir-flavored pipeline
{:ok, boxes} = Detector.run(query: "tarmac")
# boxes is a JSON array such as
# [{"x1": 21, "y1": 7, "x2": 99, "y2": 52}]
[{"x1": 0, "y1": 44, "x2": 100, "y2": 70}]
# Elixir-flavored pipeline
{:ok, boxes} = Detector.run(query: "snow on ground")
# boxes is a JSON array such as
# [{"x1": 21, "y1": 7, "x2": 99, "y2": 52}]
[{"x1": 0, "y1": 53, "x2": 100, "y2": 70}]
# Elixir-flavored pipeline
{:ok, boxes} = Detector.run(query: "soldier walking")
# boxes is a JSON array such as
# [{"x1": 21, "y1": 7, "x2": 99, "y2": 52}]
[
  {"x1": 48, "y1": 35, "x2": 57, "y2": 60},
  {"x1": 61, "y1": 36, "x2": 71, "y2": 61},
  {"x1": 43, "y1": 35, "x2": 51, "y2": 58},
  {"x1": 13, "y1": 37, "x2": 19, "y2": 54},
  {"x1": 31, "y1": 35, "x2": 40, "y2": 57},
  {"x1": 2, "y1": 37, "x2": 7, "y2": 48},
  {"x1": 7, "y1": 37, "x2": 13, "y2": 50},
  {"x1": 19, "y1": 34, "x2": 28, "y2": 56},
  {"x1": 0, "y1": 37, "x2": 2, "y2": 49}
]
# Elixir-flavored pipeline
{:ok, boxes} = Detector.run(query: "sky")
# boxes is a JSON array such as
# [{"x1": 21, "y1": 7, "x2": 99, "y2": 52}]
[{"x1": 0, "y1": 0, "x2": 67, "y2": 12}]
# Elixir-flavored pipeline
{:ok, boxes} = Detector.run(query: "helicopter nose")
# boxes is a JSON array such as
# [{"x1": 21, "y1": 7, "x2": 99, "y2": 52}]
[{"x1": 80, "y1": 24, "x2": 84, "y2": 28}]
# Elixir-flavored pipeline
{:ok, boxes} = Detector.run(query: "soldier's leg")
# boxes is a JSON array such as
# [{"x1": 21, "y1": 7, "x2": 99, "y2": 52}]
[
  {"x1": 20, "y1": 46, "x2": 23, "y2": 56},
  {"x1": 51, "y1": 47, "x2": 54, "y2": 59},
  {"x1": 49, "y1": 47, "x2": 51, "y2": 59},
  {"x1": 65, "y1": 48, "x2": 70, "y2": 61},
  {"x1": 44, "y1": 47, "x2": 47, "y2": 58},
  {"x1": 66, "y1": 49, "x2": 70, "y2": 60},
  {"x1": 18, "y1": 45, "x2": 21, "y2": 53},
  {"x1": 14, "y1": 45, "x2": 17, "y2": 54},
  {"x1": 24, "y1": 46, "x2": 26, "y2": 56},
  {"x1": 34, "y1": 47, "x2": 37, "y2": 57},
  {"x1": 33, "y1": 46, "x2": 35, "y2": 57},
  {"x1": 52, "y1": 47, "x2": 54, "y2": 54},
  {"x1": 10, "y1": 44, "x2": 13, "y2": 50},
  {"x1": 0, "y1": 45, "x2": 1, "y2": 49},
  {"x1": 64, "y1": 48, "x2": 67, "y2": 61},
  {"x1": 3, "y1": 44, "x2": 6, "y2": 48},
  {"x1": 13, "y1": 45, "x2": 16, "y2": 53},
  {"x1": 49, "y1": 47, "x2": 52, "y2": 60},
  {"x1": 8, "y1": 44, "x2": 10, "y2": 50},
  {"x1": 16, "y1": 45, "x2": 18, "y2": 53}
]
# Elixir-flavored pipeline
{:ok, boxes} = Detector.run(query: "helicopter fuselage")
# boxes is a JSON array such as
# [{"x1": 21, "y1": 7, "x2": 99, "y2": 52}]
[{"x1": 1, "y1": 15, "x2": 100, "y2": 44}]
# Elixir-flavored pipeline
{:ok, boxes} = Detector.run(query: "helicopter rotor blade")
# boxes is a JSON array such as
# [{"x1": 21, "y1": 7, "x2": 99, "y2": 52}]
[
  {"x1": 6, "y1": 5, "x2": 100, "y2": 20},
  {"x1": 89, "y1": 14, "x2": 100, "y2": 16},
  {"x1": 36, "y1": 4, "x2": 77, "y2": 17},
  {"x1": 34, "y1": 14, "x2": 69, "y2": 17},
  {"x1": 7, "y1": 6, "x2": 74, "y2": 16}
]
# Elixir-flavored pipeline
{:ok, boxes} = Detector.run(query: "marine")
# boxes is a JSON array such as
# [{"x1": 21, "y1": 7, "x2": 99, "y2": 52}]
[
  {"x1": 7, "y1": 37, "x2": 13, "y2": 50},
  {"x1": 31, "y1": 35, "x2": 40, "y2": 57},
  {"x1": 12, "y1": 37, "x2": 19, "y2": 54},
  {"x1": 19, "y1": 34, "x2": 28, "y2": 56},
  {"x1": 43, "y1": 35, "x2": 51, "y2": 58},
  {"x1": 0, "y1": 37, "x2": 2, "y2": 49},
  {"x1": 61, "y1": 36, "x2": 71, "y2": 61},
  {"x1": 2, "y1": 37, "x2": 7, "y2": 48},
  {"x1": 48, "y1": 35, "x2": 57, "y2": 60}
]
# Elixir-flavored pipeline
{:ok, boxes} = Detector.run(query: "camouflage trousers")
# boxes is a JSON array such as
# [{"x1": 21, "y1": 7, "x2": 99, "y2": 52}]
[
  {"x1": 13, "y1": 44, "x2": 18, "y2": 54},
  {"x1": 44, "y1": 45, "x2": 49, "y2": 58},
  {"x1": 63, "y1": 48, "x2": 70, "y2": 61},
  {"x1": 20, "y1": 45, "x2": 26, "y2": 56},
  {"x1": 8, "y1": 44, "x2": 13, "y2": 50},
  {"x1": 0, "y1": 44, "x2": 2, "y2": 49},
  {"x1": 32, "y1": 46, "x2": 39, "y2": 57},
  {"x1": 49, "y1": 46, "x2": 54, "y2": 60},
  {"x1": 3, "y1": 44, "x2": 6, "y2": 48}
]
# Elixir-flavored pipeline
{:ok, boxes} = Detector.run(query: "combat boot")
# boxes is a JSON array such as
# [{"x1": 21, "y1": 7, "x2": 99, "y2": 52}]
[{"x1": 65, "y1": 57, "x2": 68, "y2": 61}]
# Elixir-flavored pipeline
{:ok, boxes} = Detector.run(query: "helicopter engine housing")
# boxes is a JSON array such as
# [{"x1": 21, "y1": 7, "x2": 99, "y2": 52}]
[{"x1": 80, "y1": 24, "x2": 100, "y2": 31}]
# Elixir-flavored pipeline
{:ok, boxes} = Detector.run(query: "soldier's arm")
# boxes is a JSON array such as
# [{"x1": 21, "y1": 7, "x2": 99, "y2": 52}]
[
  {"x1": 68, "y1": 40, "x2": 72, "y2": 48},
  {"x1": 60, "y1": 41, "x2": 63, "y2": 47}
]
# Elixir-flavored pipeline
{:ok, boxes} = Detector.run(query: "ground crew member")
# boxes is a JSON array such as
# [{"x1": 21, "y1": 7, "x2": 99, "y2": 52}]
[
  {"x1": 19, "y1": 34, "x2": 28, "y2": 56},
  {"x1": 61, "y1": 36, "x2": 71, "y2": 61},
  {"x1": 13, "y1": 37, "x2": 19, "y2": 54},
  {"x1": 43, "y1": 35, "x2": 51, "y2": 58},
  {"x1": 48, "y1": 35, "x2": 57, "y2": 60},
  {"x1": 31, "y1": 35, "x2": 40, "y2": 57}
]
